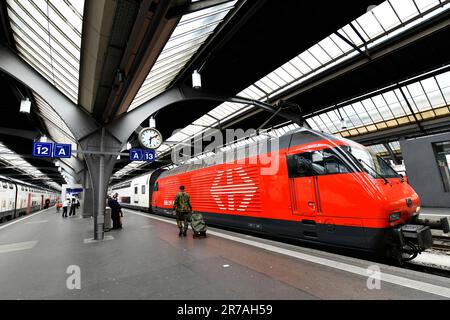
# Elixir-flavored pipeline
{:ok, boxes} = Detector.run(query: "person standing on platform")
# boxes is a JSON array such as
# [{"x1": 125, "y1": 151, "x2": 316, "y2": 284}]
[
  {"x1": 108, "y1": 193, "x2": 122, "y2": 229},
  {"x1": 69, "y1": 197, "x2": 79, "y2": 216},
  {"x1": 173, "y1": 185, "x2": 192, "y2": 237},
  {"x1": 62, "y1": 197, "x2": 70, "y2": 218}
]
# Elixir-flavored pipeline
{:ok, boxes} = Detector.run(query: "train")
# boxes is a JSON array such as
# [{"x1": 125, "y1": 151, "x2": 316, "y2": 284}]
[
  {"x1": 0, "y1": 175, "x2": 59, "y2": 223},
  {"x1": 110, "y1": 127, "x2": 449, "y2": 262}
]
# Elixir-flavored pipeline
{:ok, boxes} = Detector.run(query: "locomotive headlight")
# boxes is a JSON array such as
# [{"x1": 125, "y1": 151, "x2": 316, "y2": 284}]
[
  {"x1": 416, "y1": 206, "x2": 421, "y2": 213},
  {"x1": 389, "y1": 212, "x2": 401, "y2": 222}
]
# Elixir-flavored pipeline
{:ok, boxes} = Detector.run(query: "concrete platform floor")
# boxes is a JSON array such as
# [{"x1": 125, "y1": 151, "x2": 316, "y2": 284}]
[
  {"x1": 419, "y1": 207, "x2": 450, "y2": 219},
  {"x1": 0, "y1": 207, "x2": 449, "y2": 300}
]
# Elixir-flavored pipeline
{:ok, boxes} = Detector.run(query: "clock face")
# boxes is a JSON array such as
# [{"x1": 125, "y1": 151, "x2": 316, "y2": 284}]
[{"x1": 138, "y1": 128, "x2": 163, "y2": 149}]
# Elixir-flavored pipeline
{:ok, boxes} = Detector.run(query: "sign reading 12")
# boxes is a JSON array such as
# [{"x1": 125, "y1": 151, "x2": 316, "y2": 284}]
[{"x1": 32, "y1": 142, "x2": 53, "y2": 157}]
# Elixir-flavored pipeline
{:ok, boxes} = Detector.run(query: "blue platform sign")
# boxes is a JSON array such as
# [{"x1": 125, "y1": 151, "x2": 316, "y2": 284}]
[
  {"x1": 53, "y1": 143, "x2": 71, "y2": 158},
  {"x1": 129, "y1": 149, "x2": 143, "y2": 161},
  {"x1": 143, "y1": 149, "x2": 156, "y2": 162},
  {"x1": 32, "y1": 142, "x2": 53, "y2": 157}
]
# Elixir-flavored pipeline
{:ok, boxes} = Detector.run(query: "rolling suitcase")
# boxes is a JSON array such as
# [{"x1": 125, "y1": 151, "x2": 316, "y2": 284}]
[{"x1": 190, "y1": 213, "x2": 207, "y2": 238}]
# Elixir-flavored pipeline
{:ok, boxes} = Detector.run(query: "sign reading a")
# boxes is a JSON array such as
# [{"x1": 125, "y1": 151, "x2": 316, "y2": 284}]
[
  {"x1": 54, "y1": 143, "x2": 72, "y2": 158},
  {"x1": 32, "y1": 142, "x2": 53, "y2": 157},
  {"x1": 129, "y1": 149, "x2": 143, "y2": 161}
]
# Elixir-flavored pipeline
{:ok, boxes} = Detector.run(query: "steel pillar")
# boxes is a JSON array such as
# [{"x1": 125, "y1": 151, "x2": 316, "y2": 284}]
[{"x1": 79, "y1": 128, "x2": 122, "y2": 240}]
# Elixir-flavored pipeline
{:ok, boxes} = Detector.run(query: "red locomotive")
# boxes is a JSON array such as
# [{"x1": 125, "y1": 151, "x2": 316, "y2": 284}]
[{"x1": 144, "y1": 128, "x2": 449, "y2": 262}]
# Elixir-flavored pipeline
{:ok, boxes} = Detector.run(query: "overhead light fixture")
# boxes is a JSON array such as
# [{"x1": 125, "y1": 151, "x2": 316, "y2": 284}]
[
  {"x1": 20, "y1": 97, "x2": 31, "y2": 113},
  {"x1": 367, "y1": 5, "x2": 377, "y2": 12},
  {"x1": 340, "y1": 118, "x2": 348, "y2": 130},
  {"x1": 54, "y1": 160, "x2": 60, "y2": 167},
  {"x1": 192, "y1": 70, "x2": 201, "y2": 89},
  {"x1": 149, "y1": 116, "x2": 156, "y2": 128},
  {"x1": 58, "y1": 167, "x2": 62, "y2": 172},
  {"x1": 126, "y1": 142, "x2": 131, "y2": 150},
  {"x1": 117, "y1": 155, "x2": 121, "y2": 160},
  {"x1": 40, "y1": 135, "x2": 48, "y2": 142}
]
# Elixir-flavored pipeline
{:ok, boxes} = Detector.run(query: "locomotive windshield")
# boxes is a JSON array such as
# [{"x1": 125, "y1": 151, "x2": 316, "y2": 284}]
[{"x1": 342, "y1": 146, "x2": 401, "y2": 179}]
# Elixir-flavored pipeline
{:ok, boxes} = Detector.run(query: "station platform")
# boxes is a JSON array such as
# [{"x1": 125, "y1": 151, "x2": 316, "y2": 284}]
[
  {"x1": 0, "y1": 207, "x2": 449, "y2": 300},
  {"x1": 419, "y1": 207, "x2": 450, "y2": 219}
]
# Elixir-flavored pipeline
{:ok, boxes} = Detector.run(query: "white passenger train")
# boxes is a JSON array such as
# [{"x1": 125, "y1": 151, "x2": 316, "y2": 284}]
[
  {"x1": 108, "y1": 170, "x2": 163, "y2": 212},
  {"x1": 0, "y1": 175, "x2": 59, "y2": 222}
]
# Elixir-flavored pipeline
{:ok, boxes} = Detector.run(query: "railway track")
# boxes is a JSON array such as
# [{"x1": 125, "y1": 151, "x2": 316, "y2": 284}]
[{"x1": 432, "y1": 235, "x2": 450, "y2": 251}]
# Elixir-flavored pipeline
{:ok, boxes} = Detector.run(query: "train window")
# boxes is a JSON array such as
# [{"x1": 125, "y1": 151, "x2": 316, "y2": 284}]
[
  {"x1": 287, "y1": 152, "x2": 314, "y2": 178},
  {"x1": 21, "y1": 187, "x2": 24, "y2": 191},
  {"x1": 134, "y1": 186, "x2": 138, "y2": 194},
  {"x1": 9, "y1": 183, "x2": 13, "y2": 189},
  {"x1": 287, "y1": 149, "x2": 350, "y2": 178},
  {"x1": 2, "y1": 182, "x2": 7, "y2": 188},
  {"x1": 141, "y1": 185, "x2": 145, "y2": 194}
]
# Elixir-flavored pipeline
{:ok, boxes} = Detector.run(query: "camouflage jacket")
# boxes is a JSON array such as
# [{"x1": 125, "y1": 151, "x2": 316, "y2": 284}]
[{"x1": 173, "y1": 191, "x2": 192, "y2": 213}]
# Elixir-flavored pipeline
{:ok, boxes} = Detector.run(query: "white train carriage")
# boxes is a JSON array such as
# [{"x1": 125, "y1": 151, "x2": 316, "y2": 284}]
[
  {"x1": 0, "y1": 179, "x2": 17, "y2": 220},
  {"x1": 109, "y1": 170, "x2": 162, "y2": 212},
  {"x1": 0, "y1": 175, "x2": 59, "y2": 222}
]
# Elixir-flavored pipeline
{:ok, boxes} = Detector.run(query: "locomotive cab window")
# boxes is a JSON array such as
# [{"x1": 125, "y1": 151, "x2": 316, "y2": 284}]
[
  {"x1": 287, "y1": 148, "x2": 351, "y2": 178},
  {"x1": 141, "y1": 185, "x2": 145, "y2": 194}
]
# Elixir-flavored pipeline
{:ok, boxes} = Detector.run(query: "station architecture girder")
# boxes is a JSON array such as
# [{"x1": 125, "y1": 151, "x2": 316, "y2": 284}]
[{"x1": 0, "y1": 44, "x2": 301, "y2": 239}]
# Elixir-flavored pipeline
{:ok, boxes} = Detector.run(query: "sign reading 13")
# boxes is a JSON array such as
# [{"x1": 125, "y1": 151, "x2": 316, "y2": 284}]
[{"x1": 138, "y1": 127, "x2": 163, "y2": 149}]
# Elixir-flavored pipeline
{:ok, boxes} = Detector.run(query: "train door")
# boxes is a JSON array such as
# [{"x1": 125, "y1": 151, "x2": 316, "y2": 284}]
[
  {"x1": 286, "y1": 150, "x2": 321, "y2": 217},
  {"x1": 27, "y1": 192, "x2": 31, "y2": 214},
  {"x1": 132, "y1": 184, "x2": 139, "y2": 205}
]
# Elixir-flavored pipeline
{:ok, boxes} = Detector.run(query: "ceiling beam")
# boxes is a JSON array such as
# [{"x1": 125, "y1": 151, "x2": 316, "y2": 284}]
[{"x1": 102, "y1": 0, "x2": 178, "y2": 121}]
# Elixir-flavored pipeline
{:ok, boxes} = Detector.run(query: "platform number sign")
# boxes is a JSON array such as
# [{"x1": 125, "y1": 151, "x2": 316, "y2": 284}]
[
  {"x1": 129, "y1": 149, "x2": 143, "y2": 161},
  {"x1": 32, "y1": 142, "x2": 53, "y2": 157},
  {"x1": 54, "y1": 143, "x2": 71, "y2": 158},
  {"x1": 129, "y1": 149, "x2": 156, "y2": 162},
  {"x1": 143, "y1": 150, "x2": 156, "y2": 162}
]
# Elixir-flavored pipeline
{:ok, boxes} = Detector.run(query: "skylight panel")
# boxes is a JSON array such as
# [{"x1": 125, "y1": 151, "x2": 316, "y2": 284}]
[
  {"x1": 414, "y1": 0, "x2": 439, "y2": 12},
  {"x1": 390, "y1": 0, "x2": 419, "y2": 21},
  {"x1": 339, "y1": 25, "x2": 363, "y2": 47},
  {"x1": 290, "y1": 56, "x2": 313, "y2": 74},
  {"x1": 371, "y1": 1, "x2": 402, "y2": 30},
  {"x1": 298, "y1": 50, "x2": 321, "y2": 70},
  {"x1": 355, "y1": 10, "x2": 385, "y2": 38},
  {"x1": 273, "y1": 68, "x2": 296, "y2": 84},
  {"x1": 309, "y1": 44, "x2": 332, "y2": 65},
  {"x1": 281, "y1": 62, "x2": 303, "y2": 79},
  {"x1": 6, "y1": 0, "x2": 85, "y2": 104},
  {"x1": 318, "y1": 37, "x2": 343, "y2": 59}
]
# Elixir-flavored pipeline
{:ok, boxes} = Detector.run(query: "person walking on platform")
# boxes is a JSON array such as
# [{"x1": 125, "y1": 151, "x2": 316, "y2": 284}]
[
  {"x1": 173, "y1": 185, "x2": 192, "y2": 237},
  {"x1": 62, "y1": 198, "x2": 70, "y2": 218},
  {"x1": 108, "y1": 193, "x2": 122, "y2": 230}
]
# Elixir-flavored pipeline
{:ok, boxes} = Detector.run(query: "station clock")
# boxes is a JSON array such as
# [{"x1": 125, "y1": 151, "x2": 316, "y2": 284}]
[{"x1": 138, "y1": 127, "x2": 163, "y2": 149}]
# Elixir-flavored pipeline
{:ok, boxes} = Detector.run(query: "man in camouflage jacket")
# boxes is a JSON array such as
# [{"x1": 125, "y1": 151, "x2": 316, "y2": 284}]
[{"x1": 173, "y1": 185, "x2": 192, "y2": 237}]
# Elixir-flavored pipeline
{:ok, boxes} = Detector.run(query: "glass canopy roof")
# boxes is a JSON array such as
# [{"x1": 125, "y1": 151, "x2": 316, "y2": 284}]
[
  {"x1": 306, "y1": 68, "x2": 450, "y2": 137},
  {"x1": 0, "y1": 141, "x2": 63, "y2": 190},
  {"x1": 33, "y1": 92, "x2": 78, "y2": 151},
  {"x1": 127, "y1": 0, "x2": 237, "y2": 111},
  {"x1": 6, "y1": 0, "x2": 85, "y2": 104},
  {"x1": 112, "y1": 0, "x2": 450, "y2": 179},
  {"x1": 148, "y1": 0, "x2": 450, "y2": 161}
]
